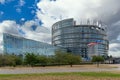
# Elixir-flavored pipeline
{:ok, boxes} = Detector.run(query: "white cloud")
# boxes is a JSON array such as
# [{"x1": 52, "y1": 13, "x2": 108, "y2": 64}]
[
  {"x1": 31, "y1": 10, "x2": 35, "y2": 14},
  {"x1": 0, "y1": 0, "x2": 13, "y2": 4},
  {"x1": 24, "y1": 31, "x2": 51, "y2": 43},
  {"x1": 21, "y1": 20, "x2": 51, "y2": 43},
  {"x1": 109, "y1": 43, "x2": 120, "y2": 57},
  {"x1": 20, "y1": 18, "x2": 25, "y2": 21},
  {"x1": 0, "y1": 0, "x2": 5, "y2": 4},
  {"x1": 0, "y1": 11, "x2": 4, "y2": 15},
  {"x1": 0, "y1": 20, "x2": 51, "y2": 53},
  {"x1": 16, "y1": 8, "x2": 21, "y2": 13},
  {"x1": 19, "y1": 0, "x2": 25, "y2": 6},
  {"x1": 36, "y1": 0, "x2": 120, "y2": 28},
  {"x1": 0, "y1": 20, "x2": 20, "y2": 53},
  {"x1": 0, "y1": 33, "x2": 3, "y2": 53},
  {"x1": 15, "y1": 0, "x2": 25, "y2": 13},
  {"x1": 0, "y1": 20, "x2": 19, "y2": 34},
  {"x1": 0, "y1": 20, "x2": 50, "y2": 44}
]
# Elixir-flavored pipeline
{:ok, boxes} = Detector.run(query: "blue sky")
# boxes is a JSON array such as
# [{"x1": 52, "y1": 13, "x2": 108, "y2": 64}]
[{"x1": 0, "y1": 0, "x2": 39, "y2": 24}]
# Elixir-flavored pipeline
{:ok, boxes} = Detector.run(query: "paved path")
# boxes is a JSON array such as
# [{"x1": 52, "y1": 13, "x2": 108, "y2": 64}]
[{"x1": 0, "y1": 64, "x2": 120, "y2": 74}]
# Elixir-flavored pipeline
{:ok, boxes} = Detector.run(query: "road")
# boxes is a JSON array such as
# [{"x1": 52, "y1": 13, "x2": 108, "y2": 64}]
[{"x1": 0, "y1": 64, "x2": 120, "y2": 74}]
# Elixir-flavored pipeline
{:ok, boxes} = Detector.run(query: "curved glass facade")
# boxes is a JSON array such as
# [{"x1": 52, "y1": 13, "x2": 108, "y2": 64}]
[
  {"x1": 3, "y1": 33, "x2": 57, "y2": 56},
  {"x1": 52, "y1": 18, "x2": 109, "y2": 58}
]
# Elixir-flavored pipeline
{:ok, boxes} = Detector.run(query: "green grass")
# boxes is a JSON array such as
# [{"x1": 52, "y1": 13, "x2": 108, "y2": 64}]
[
  {"x1": 44, "y1": 72, "x2": 120, "y2": 77},
  {"x1": 0, "y1": 72, "x2": 120, "y2": 78}
]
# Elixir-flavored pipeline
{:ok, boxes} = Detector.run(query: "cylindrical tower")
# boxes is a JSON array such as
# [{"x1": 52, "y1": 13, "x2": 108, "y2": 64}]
[{"x1": 52, "y1": 18, "x2": 109, "y2": 58}]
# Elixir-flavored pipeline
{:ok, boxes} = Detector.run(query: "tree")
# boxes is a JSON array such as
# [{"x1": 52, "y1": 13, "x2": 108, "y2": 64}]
[
  {"x1": 54, "y1": 50, "x2": 66, "y2": 65},
  {"x1": 47, "y1": 56, "x2": 55, "y2": 64},
  {"x1": 38, "y1": 55, "x2": 48, "y2": 67},
  {"x1": 65, "y1": 53, "x2": 81, "y2": 67},
  {"x1": 0, "y1": 54, "x2": 21, "y2": 67},
  {"x1": 92, "y1": 56, "x2": 104, "y2": 67},
  {"x1": 54, "y1": 50, "x2": 81, "y2": 67},
  {"x1": 0, "y1": 54, "x2": 4, "y2": 66},
  {"x1": 24, "y1": 53, "x2": 39, "y2": 66},
  {"x1": 14, "y1": 55, "x2": 23, "y2": 66}
]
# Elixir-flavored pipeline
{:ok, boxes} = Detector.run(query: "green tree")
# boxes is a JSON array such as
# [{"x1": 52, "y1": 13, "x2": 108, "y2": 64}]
[
  {"x1": 38, "y1": 55, "x2": 48, "y2": 67},
  {"x1": 0, "y1": 54, "x2": 17, "y2": 67},
  {"x1": 54, "y1": 50, "x2": 67, "y2": 65},
  {"x1": 13, "y1": 55, "x2": 23, "y2": 66},
  {"x1": 66, "y1": 53, "x2": 81, "y2": 67},
  {"x1": 47, "y1": 56, "x2": 55, "y2": 64},
  {"x1": 0, "y1": 54, "x2": 4, "y2": 66},
  {"x1": 24, "y1": 53, "x2": 39, "y2": 66},
  {"x1": 92, "y1": 56, "x2": 104, "y2": 67},
  {"x1": 54, "y1": 50, "x2": 81, "y2": 67}
]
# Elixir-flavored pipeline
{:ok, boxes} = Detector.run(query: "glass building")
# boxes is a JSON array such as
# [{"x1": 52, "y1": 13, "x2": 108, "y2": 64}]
[
  {"x1": 52, "y1": 18, "x2": 109, "y2": 58},
  {"x1": 3, "y1": 33, "x2": 57, "y2": 56}
]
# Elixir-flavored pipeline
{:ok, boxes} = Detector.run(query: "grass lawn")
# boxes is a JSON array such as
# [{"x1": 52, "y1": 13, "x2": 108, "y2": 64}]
[{"x1": 0, "y1": 72, "x2": 120, "y2": 80}]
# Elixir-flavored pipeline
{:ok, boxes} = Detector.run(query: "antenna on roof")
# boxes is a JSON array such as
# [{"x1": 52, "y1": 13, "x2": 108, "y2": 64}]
[
  {"x1": 87, "y1": 19, "x2": 90, "y2": 25},
  {"x1": 80, "y1": 19, "x2": 82, "y2": 25},
  {"x1": 93, "y1": 19, "x2": 96, "y2": 25},
  {"x1": 96, "y1": 20, "x2": 99, "y2": 26},
  {"x1": 60, "y1": 15, "x2": 62, "y2": 21}
]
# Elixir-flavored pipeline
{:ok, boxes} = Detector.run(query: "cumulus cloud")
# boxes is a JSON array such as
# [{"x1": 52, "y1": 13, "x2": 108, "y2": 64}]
[
  {"x1": 16, "y1": 8, "x2": 22, "y2": 13},
  {"x1": 109, "y1": 43, "x2": 120, "y2": 57},
  {"x1": 0, "y1": 20, "x2": 51, "y2": 53},
  {"x1": 36, "y1": 0, "x2": 120, "y2": 27},
  {"x1": 0, "y1": 11, "x2": 4, "y2": 16},
  {"x1": 21, "y1": 20, "x2": 51, "y2": 43},
  {"x1": 36, "y1": 0, "x2": 120, "y2": 57},
  {"x1": 15, "y1": 0, "x2": 26, "y2": 13},
  {"x1": 0, "y1": 0, "x2": 13, "y2": 4},
  {"x1": 0, "y1": 0, "x2": 5, "y2": 4},
  {"x1": 0, "y1": 20, "x2": 20, "y2": 53},
  {"x1": 108, "y1": 20, "x2": 120, "y2": 57},
  {"x1": 108, "y1": 20, "x2": 120, "y2": 41},
  {"x1": 19, "y1": 0, "x2": 25, "y2": 6},
  {"x1": 0, "y1": 20, "x2": 19, "y2": 34},
  {"x1": 0, "y1": 34, "x2": 3, "y2": 53}
]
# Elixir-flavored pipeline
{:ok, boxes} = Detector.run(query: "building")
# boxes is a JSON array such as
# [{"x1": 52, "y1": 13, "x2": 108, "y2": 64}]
[
  {"x1": 3, "y1": 33, "x2": 57, "y2": 56},
  {"x1": 52, "y1": 18, "x2": 109, "y2": 58}
]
